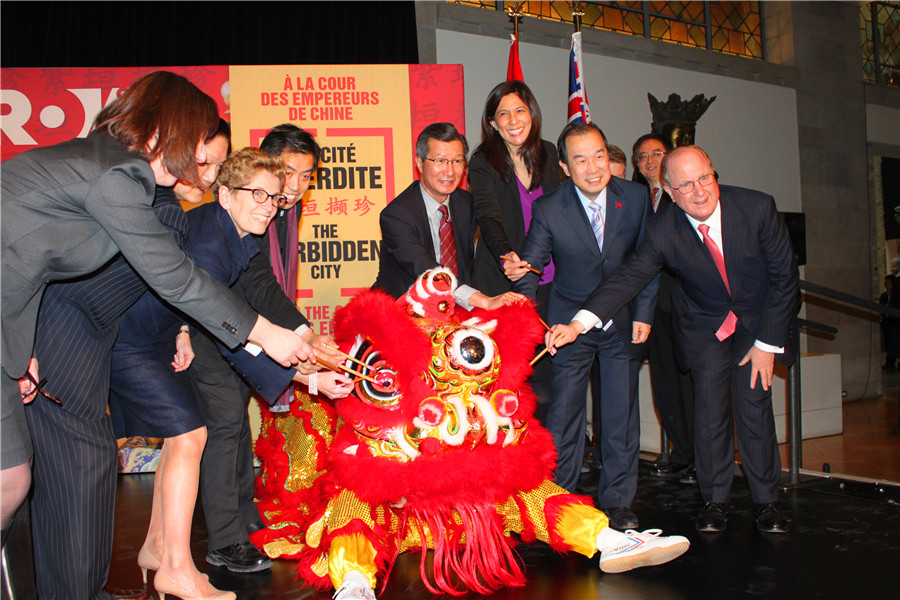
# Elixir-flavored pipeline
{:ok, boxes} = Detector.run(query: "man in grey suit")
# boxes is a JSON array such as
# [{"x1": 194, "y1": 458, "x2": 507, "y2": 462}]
[{"x1": 506, "y1": 122, "x2": 658, "y2": 530}]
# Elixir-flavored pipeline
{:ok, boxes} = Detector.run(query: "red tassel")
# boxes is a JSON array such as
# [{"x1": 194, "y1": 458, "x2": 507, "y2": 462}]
[{"x1": 397, "y1": 501, "x2": 526, "y2": 595}]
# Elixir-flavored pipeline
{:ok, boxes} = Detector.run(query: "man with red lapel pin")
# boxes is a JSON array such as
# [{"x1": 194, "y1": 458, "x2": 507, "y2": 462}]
[{"x1": 505, "y1": 122, "x2": 658, "y2": 532}]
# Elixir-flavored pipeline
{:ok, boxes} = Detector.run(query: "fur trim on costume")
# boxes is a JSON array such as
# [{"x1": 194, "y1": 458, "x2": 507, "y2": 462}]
[
  {"x1": 326, "y1": 421, "x2": 556, "y2": 506},
  {"x1": 333, "y1": 289, "x2": 433, "y2": 427}
]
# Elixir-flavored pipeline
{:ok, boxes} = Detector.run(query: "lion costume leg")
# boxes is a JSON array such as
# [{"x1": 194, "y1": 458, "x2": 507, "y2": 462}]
[{"x1": 502, "y1": 480, "x2": 690, "y2": 573}]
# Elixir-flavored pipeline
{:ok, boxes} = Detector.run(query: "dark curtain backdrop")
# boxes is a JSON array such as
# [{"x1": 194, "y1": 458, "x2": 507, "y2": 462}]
[{"x1": 1, "y1": 1, "x2": 418, "y2": 68}]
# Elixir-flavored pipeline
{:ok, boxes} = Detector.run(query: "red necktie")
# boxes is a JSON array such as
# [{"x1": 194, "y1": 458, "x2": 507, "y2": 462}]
[
  {"x1": 651, "y1": 187, "x2": 660, "y2": 212},
  {"x1": 438, "y1": 204, "x2": 458, "y2": 277},
  {"x1": 699, "y1": 223, "x2": 737, "y2": 341}
]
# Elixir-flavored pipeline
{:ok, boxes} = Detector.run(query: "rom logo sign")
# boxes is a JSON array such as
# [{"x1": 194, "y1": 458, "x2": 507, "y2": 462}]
[{"x1": 1, "y1": 87, "x2": 120, "y2": 147}]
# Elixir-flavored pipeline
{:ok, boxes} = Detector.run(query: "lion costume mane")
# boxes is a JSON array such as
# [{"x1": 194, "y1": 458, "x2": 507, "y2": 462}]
[{"x1": 253, "y1": 269, "x2": 608, "y2": 595}]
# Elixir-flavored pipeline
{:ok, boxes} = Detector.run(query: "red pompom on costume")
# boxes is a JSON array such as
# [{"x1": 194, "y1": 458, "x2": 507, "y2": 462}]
[{"x1": 252, "y1": 268, "x2": 688, "y2": 596}]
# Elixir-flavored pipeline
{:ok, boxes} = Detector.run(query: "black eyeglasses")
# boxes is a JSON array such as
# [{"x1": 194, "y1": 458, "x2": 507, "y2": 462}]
[
  {"x1": 423, "y1": 157, "x2": 467, "y2": 169},
  {"x1": 231, "y1": 187, "x2": 289, "y2": 208},
  {"x1": 22, "y1": 371, "x2": 63, "y2": 406}
]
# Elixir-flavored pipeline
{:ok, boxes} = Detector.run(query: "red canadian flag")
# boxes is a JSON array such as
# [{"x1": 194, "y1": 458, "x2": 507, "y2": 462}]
[{"x1": 507, "y1": 33, "x2": 524, "y2": 82}]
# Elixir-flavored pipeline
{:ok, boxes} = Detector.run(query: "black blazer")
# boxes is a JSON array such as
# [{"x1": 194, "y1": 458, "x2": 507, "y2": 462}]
[
  {"x1": 239, "y1": 209, "x2": 309, "y2": 332},
  {"x1": 185, "y1": 201, "x2": 296, "y2": 401},
  {"x1": 583, "y1": 185, "x2": 800, "y2": 367},
  {"x1": 372, "y1": 181, "x2": 477, "y2": 299},
  {"x1": 513, "y1": 177, "x2": 658, "y2": 360},
  {"x1": 470, "y1": 140, "x2": 561, "y2": 296},
  {"x1": 652, "y1": 191, "x2": 677, "y2": 313}
]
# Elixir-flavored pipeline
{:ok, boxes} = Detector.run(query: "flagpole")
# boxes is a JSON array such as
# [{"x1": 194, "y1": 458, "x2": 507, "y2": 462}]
[
  {"x1": 569, "y1": 1, "x2": 584, "y2": 33},
  {"x1": 507, "y1": 2, "x2": 524, "y2": 39},
  {"x1": 566, "y1": 1, "x2": 591, "y2": 124},
  {"x1": 506, "y1": 2, "x2": 525, "y2": 82}
]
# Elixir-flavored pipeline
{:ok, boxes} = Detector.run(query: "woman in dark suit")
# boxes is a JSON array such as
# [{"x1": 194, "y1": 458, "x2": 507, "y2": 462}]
[
  {"x1": 469, "y1": 80, "x2": 561, "y2": 412},
  {"x1": 107, "y1": 122, "x2": 234, "y2": 600},
  {"x1": 0, "y1": 71, "x2": 312, "y2": 585}
]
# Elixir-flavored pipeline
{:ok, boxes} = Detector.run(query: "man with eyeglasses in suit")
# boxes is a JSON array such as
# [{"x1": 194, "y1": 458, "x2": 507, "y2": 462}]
[
  {"x1": 373, "y1": 122, "x2": 521, "y2": 310},
  {"x1": 633, "y1": 133, "x2": 698, "y2": 485}
]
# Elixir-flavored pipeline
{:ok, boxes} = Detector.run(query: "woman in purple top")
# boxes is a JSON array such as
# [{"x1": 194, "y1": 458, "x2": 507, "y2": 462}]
[{"x1": 469, "y1": 80, "x2": 561, "y2": 413}]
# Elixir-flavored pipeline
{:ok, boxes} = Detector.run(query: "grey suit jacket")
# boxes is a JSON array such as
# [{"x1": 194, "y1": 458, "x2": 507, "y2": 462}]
[{"x1": 1, "y1": 131, "x2": 256, "y2": 377}]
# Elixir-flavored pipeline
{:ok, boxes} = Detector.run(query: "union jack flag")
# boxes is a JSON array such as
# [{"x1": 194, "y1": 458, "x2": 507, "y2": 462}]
[{"x1": 567, "y1": 31, "x2": 591, "y2": 124}]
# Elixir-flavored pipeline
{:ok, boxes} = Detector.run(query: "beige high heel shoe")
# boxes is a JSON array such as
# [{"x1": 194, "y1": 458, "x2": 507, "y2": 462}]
[
  {"x1": 153, "y1": 568, "x2": 236, "y2": 600},
  {"x1": 140, "y1": 547, "x2": 210, "y2": 587},
  {"x1": 137, "y1": 546, "x2": 161, "y2": 585}
]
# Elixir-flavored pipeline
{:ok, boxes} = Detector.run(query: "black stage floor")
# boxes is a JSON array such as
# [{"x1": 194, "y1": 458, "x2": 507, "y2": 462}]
[{"x1": 6, "y1": 459, "x2": 900, "y2": 600}]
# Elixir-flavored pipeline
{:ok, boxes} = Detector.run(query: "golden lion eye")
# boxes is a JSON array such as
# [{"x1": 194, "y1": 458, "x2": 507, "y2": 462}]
[{"x1": 449, "y1": 328, "x2": 494, "y2": 371}]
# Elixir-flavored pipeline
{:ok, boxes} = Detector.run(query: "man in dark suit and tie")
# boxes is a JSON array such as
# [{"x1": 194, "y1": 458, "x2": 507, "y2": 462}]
[
  {"x1": 544, "y1": 145, "x2": 799, "y2": 533},
  {"x1": 374, "y1": 122, "x2": 522, "y2": 310},
  {"x1": 633, "y1": 133, "x2": 697, "y2": 484},
  {"x1": 505, "y1": 122, "x2": 658, "y2": 531}
]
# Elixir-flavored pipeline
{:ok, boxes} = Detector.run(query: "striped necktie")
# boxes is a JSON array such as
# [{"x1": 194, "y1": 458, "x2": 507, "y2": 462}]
[
  {"x1": 438, "y1": 204, "x2": 458, "y2": 276},
  {"x1": 589, "y1": 200, "x2": 605, "y2": 252}
]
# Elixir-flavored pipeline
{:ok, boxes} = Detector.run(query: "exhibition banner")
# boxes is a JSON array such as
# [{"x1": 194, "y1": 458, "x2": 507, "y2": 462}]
[
  {"x1": 229, "y1": 64, "x2": 465, "y2": 333},
  {"x1": 1, "y1": 64, "x2": 466, "y2": 328}
]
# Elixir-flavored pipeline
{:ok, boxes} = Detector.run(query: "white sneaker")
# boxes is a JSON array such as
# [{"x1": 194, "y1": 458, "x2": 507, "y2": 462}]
[
  {"x1": 597, "y1": 528, "x2": 690, "y2": 574},
  {"x1": 333, "y1": 570, "x2": 376, "y2": 600}
]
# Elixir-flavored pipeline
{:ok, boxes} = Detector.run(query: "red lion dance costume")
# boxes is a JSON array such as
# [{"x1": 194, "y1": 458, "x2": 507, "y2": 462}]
[{"x1": 253, "y1": 269, "x2": 688, "y2": 599}]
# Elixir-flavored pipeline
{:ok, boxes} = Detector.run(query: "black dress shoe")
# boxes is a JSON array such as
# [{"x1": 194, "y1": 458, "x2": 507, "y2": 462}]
[
  {"x1": 207, "y1": 540, "x2": 273, "y2": 573},
  {"x1": 696, "y1": 502, "x2": 728, "y2": 532},
  {"x1": 678, "y1": 465, "x2": 698, "y2": 485},
  {"x1": 601, "y1": 506, "x2": 640, "y2": 530},
  {"x1": 754, "y1": 502, "x2": 789, "y2": 533},
  {"x1": 651, "y1": 462, "x2": 691, "y2": 479}
]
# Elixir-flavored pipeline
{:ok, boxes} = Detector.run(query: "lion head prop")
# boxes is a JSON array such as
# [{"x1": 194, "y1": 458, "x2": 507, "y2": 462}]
[{"x1": 329, "y1": 268, "x2": 554, "y2": 502}]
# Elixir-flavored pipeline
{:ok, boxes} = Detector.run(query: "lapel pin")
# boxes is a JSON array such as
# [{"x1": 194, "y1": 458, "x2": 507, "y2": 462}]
[{"x1": 615, "y1": 202, "x2": 622, "y2": 208}]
